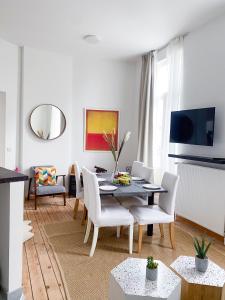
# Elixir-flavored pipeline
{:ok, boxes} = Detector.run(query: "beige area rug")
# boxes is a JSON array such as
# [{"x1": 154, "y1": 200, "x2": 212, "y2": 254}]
[{"x1": 42, "y1": 215, "x2": 205, "y2": 300}]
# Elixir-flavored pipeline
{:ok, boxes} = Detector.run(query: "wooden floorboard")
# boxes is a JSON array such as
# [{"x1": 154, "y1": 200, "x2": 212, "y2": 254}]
[
  {"x1": 22, "y1": 246, "x2": 33, "y2": 300},
  {"x1": 35, "y1": 208, "x2": 67, "y2": 300},
  {"x1": 23, "y1": 196, "x2": 76, "y2": 300},
  {"x1": 27, "y1": 209, "x2": 64, "y2": 300},
  {"x1": 23, "y1": 196, "x2": 225, "y2": 300},
  {"x1": 24, "y1": 224, "x2": 49, "y2": 300}
]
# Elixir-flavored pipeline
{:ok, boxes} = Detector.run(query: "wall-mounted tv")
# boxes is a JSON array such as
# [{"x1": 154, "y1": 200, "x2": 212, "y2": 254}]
[{"x1": 170, "y1": 107, "x2": 215, "y2": 146}]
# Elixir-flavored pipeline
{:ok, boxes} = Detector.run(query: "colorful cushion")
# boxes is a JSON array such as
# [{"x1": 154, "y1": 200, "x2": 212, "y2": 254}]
[{"x1": 35, "y1": 167, "x2": 57, "y2": 186}]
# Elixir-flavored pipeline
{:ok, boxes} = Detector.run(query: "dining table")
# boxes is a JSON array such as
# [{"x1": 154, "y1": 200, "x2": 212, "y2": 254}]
[{"x1": 96, "y1": 172, "x2": 168, "y2": 236}]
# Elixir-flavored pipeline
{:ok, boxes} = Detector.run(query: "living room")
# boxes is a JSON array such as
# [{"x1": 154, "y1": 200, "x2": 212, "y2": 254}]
[{"x1": 0, "y1": 1, "x2": 225, "y2": 299}]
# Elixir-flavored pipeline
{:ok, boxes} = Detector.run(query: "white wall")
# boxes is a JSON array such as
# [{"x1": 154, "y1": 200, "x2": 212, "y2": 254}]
[
  {"x1": 72, "y1": 57, "x2": 140, "y2": 171},
  {"x1": 0, "y1": 92, "x2": 6, "y2": 167},
  {"x1": 0, "y1": 39, "x2": 140, "y2": 174},
  {"x1": 21, "y1": 47, "x2": 73, "y2": 175},
  {"x1": 179, "y1": 13, "x2": 225, "y2": 159},
  {"x1": 0, "y1": 39, "x2": 19, "y2": 169}
]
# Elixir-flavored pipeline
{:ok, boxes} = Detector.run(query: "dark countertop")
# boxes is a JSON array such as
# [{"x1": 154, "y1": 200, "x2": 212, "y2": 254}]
[{"x1": 0, "y1": 167, "x2": 28, "y2": 184}]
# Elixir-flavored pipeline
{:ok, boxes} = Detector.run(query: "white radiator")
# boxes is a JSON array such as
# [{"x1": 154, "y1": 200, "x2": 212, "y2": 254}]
[{"x1": 176, "y1": 163, "x2": 225, "y2": 237}]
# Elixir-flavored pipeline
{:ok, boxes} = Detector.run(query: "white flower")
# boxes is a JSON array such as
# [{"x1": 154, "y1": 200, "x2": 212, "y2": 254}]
[{"x1": 124, "y1": 131, "x2": 131, "y2": 143}]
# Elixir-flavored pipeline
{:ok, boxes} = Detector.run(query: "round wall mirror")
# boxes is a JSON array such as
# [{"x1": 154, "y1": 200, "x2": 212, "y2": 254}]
[{"x1": 30, "y1": 104, "x2": 66, "y2": 140}]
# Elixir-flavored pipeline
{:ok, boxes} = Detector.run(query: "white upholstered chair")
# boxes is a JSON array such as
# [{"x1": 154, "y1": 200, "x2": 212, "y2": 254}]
[
  {"x1": 74, "y1": 164, "x2": 119, "y2": 224},
  {"x1": 130, "y1": 172, "x2": 179, "y2": 253},
  {"x1": 82, "y1": 167, "x2": 90, "y2": 209},
  {"x1": 82, "y1": 167, "x2": 119, "y2": 208},
  {"x1": 83, "y1": 169, "x2": 134, "y2": 257},
  {"x1": 73, "y1": 162, "x2": 85, "y2": 221},
  {"x1": 119, "y1": 166, "x2": 154, "y2": 209},
  {"x1": 131, "y1": 161, "x2": 144, "y2": 177},
  {"x1": 142, "y1": 165, "x2": 154, "y2": 182}
]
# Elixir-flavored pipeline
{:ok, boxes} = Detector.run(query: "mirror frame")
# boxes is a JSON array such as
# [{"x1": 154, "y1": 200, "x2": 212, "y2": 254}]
[{"x1": 29, "y1": 104, "x2": 66, "y2": 140}]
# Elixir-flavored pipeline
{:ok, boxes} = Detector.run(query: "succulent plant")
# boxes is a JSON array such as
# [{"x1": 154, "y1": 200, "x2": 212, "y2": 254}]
[
  {"x1": 146, "y1": 256, "x2": 158, "y2": 269},
  {"x1": 193, "y1": 236, "x2": 212, "y2": 259}
]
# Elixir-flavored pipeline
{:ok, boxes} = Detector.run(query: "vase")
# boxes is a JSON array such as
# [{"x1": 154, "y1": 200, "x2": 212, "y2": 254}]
[
  {"x1": 112, "y1": 161, "x2": 119, "y2": 180},
  {"x1": 146, "y1": 267, "x2": 158, "y2": 281},
  {"x1": 195, "y1": 256, "x2": 208, "y2": 272}
]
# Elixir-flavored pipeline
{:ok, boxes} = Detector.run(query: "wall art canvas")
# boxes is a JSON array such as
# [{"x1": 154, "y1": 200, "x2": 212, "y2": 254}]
[{"x1": 85, "y1": 109, "x2": 119, "y2": 151}]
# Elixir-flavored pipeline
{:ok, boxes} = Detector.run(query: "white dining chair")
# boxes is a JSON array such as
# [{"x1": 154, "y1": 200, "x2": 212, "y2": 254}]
[
  {"x1": 74, "y1": 164, "x2": 120, "y2": 225},
  {"x1": 119, "y1": 166, "x2": 154, "y2": 209},
  {"x1": 83, "y1": 167, "x2": 122, "y2": 238},
  {"x1": 142, "y1": 165, "x2": 154, "y2": 182},
  {"x1": 130, "y1": 172, "x2": 179, "y2": 253},
  {"x1": 83, "y1": 170, "x2": 134, "y2": 257},
  {"x1": 82, "y1": 167, "x2": 90, "y2": 210},
  {"x1": 73, "y1": 162, "x2": 85, "y2": 222},
  {"x1": 131, "y1": 161, "x2": 144, "y2": 177},
  {"x1": 82, "y1": 167, "x2": 120, "y2": 207}
]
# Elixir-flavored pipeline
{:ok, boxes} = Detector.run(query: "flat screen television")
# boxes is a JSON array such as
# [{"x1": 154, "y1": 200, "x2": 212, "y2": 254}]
[{"x1": 170, "y1": 107, "x2": 215, "y2": 146}]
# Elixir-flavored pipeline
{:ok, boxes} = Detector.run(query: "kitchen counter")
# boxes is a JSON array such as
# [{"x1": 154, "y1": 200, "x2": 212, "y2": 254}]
[
  {"x1": 0, "y1": 167, "x2": 28, "y2": 184},
  {"x1": 0, "y1": 167, "x2": 27, "y2": 300}
]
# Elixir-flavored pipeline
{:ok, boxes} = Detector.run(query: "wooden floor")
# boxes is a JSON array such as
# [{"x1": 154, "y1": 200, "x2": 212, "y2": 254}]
[{"x1": 23, "y1": 196, "x2": 225, "y2": 300}]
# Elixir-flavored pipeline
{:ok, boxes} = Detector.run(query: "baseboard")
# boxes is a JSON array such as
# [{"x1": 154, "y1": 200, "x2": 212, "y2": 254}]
[{"x1": 176, "y1": 214, "x2": 224, "y2": 242}]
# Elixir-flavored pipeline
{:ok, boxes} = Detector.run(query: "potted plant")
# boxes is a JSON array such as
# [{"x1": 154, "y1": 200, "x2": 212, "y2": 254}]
[
  {"x1": 146, "y1": 256, "x2": 158, "y2": 281},
  {"x1": 103, "y1": 130, "x2": 131, "y2": 178},
  {"x1": 193, "y1": 236, "x2": 212, "y2": 272}
]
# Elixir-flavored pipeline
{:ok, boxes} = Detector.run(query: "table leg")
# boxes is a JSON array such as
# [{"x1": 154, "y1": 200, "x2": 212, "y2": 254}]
[{"x1": 147, "y1": 193, "x2": 154, "y2": 236}]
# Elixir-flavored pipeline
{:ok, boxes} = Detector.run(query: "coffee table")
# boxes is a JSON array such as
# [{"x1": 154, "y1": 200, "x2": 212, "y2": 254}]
[
  {"x1": 109, "y1": 258, "x2": 181, "y2": 300},
  {"x1": 171, "y1": 256, "x2": 225, "y2": 300}
]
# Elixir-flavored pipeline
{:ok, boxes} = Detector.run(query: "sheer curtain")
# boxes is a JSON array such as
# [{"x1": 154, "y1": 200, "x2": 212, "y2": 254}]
[
  {"x1": 153, "y1": 37, "x2": 184, "y2": 181},
  {"x1": 137, "y1": 51, "x2": 155, "y2": 167}
]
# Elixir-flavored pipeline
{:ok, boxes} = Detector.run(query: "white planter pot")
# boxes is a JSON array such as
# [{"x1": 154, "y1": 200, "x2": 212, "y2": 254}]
[
  {"x1": 195, "y1": 256, "x2": 208, "y2": 272},
  {"x1": 146, "y1": 267, "x2": 158, "y2": 281}
]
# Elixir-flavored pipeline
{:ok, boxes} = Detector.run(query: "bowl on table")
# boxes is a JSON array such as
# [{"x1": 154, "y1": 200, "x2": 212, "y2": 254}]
[{"x1": 113, "y1": 173, "x2": 132, "y2": 186}]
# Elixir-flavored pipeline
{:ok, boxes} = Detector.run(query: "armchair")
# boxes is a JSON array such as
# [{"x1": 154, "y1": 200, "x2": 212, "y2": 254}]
[{"x1": 28, "y1": 165, "x2": 66, "y2": 210}]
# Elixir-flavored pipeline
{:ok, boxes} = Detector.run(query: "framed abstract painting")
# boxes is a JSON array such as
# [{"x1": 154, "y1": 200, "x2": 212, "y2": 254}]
[{"x1": 84, "y1": 109, "x2": 119, "y2": 151}]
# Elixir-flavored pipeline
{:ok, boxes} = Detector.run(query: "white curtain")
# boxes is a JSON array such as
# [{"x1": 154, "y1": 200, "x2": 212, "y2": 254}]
[
  {"x1": 154, "y1": 37, "x2": 184, "y2": 180},
  {"x1": 137, "y1": 52, "x2": 155, "y2": 167}
]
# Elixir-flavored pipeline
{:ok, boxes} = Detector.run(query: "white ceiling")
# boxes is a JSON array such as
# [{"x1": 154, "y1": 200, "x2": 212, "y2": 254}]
[{"x1": 0, "y1": 0, "x2": 225, "y2": 60}]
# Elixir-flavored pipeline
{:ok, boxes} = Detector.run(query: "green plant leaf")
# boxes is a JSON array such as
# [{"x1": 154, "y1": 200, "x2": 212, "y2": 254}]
[
  {"x1": 194, "y1": 241, "x2": 199, "y2": 254},
  {"x1": 204, "y1": 241, "x2": 212, "y2": 257},
  {"x1": 194, "y1": 239, "x2": 201, "y2": 256},
  {"x1": 146, "y1": 256, "x2": 158, "y2": 269},
  {"x1": 117, "y1": 138, "x2": 125, "y2": 160},
  {"x1": 193, "y1": 236, "x2": 212, "y2": 259}
]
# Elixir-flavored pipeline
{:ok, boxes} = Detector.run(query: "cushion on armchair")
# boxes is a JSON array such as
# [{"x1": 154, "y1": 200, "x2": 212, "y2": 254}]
[{"x1": 35, "y1": 167, "x2": 57, "y2": 186}]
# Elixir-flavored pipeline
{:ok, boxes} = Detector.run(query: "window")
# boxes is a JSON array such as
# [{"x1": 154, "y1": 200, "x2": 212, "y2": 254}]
[{"x1": 153, "y1": 58, "x2": 169, "y2": 182}]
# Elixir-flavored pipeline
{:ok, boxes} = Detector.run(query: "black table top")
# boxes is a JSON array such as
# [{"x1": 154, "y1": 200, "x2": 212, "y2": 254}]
[
  {"x1": 97, "y1": 173, "x2": 167, "y2": 196},
  {"x1": 0, "y1": 167, "x2": 28, "y2": 184}
]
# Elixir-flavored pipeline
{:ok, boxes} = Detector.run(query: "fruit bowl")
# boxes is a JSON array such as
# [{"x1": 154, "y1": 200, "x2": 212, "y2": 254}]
[{"x1": 113, "y1": 173, "x2": 131, "y2": 186}]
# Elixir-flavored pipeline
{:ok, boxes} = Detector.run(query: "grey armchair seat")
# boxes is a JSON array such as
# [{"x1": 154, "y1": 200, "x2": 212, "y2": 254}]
[
  {"x1": 28, "y1": 165, "x2": 66, "y2": 209},
  {"x1": 36, "y1": 184, "x2": 66, "y2": 195}
]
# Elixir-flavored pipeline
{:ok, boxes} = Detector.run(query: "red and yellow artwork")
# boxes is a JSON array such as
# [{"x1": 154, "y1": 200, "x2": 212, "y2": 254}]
[{"x1": 85, "y1": 109, "x2": 119, "y2": 151}]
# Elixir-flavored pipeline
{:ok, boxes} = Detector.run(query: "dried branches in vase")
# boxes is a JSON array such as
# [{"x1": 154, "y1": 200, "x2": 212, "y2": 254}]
[{"x1": 103, "y1": 130, "x2": 131, "y2": 177}]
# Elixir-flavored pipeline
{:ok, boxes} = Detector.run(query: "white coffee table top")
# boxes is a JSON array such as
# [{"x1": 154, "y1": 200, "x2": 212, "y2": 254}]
[
  {"x1": 110, "y1": 258, "x2": 181, "y2": 298},
  {"x1": 171, "y1": 256, "x2": 225, "y2": 287}
]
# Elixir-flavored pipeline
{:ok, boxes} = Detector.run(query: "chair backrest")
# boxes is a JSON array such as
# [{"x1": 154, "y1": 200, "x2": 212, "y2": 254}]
[
  {"x1": 142, "y1": 166, "x2": 154, "y2": 182},
  {"x1": 82, "y1": 167, "x2": 90, "y2": 209},
  {"x1": 30, "y1": 165, "x2": 54, "y2": 177},
  {"x1": 131, "y1": 161, "x2": 144, "y2": 177},
  {"x1": 158, "y1": 172, "x2": 179, "y2": 215},
  {"x1": 74, "y1": 162, "x2": 82, "y2": 196},
  {"x1": 86, "y1": 171, "x2": 101, "y2": 224}
]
